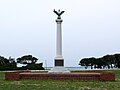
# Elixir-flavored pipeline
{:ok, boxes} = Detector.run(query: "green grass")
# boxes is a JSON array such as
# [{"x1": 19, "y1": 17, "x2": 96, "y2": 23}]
[{"x1": 0, "y1": 70, "x2": 120, "y2": 90}]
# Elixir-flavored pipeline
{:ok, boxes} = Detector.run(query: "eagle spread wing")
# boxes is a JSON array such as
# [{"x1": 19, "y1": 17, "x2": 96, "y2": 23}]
[
  {"x1": 53, "y1": 9, "x2": 59, "y2": 16},
  {"x1": 59, "y1": 11, "x2": 65, "y2": 16}
]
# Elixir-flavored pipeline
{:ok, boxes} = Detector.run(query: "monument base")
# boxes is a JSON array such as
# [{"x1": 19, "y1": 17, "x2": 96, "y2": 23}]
[{"x1": 48, "y1": 67, "x2": 71, "y2": 74}]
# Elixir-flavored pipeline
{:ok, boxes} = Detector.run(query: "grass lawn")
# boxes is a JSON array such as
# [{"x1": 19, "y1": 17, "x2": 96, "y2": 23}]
[{"x1": 0, "y1": 70, "x2": 120, "y2": 90}]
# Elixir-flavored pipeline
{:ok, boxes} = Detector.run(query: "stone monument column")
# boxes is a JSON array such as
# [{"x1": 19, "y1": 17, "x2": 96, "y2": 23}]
[
  {"x1": 55, "y1": 19, "x2": 64, "y2": 66},
  {"x1": 48, "y1": 9, "x2": 70, "y2": 73}
]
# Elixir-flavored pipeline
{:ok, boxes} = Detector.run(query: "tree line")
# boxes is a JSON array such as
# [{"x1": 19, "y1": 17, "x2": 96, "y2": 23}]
[
  {"x1": 0, "y1": 55, "x2": 44, "y2": 70},
  {"x1": 79, "y1": 54, "x2": 120, "y2": 69}
]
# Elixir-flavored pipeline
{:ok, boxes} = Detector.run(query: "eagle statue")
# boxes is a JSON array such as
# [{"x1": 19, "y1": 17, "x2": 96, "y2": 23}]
[{"x1": 53, "y1": 9, "x2": 65, "y2": 19}]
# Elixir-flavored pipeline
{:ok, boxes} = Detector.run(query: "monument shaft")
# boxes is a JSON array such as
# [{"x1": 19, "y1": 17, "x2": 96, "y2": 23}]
[
  {"x1": 56, "y1": 19, "x2": 63, "y2": 58},
  {"x1": 55, "y1": 19, "x2": 64, "y2": 66}
]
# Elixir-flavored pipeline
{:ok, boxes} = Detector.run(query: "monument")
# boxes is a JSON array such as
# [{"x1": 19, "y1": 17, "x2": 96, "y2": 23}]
[
  {"x1": 5, "y1": 10, "x2": 115, "y2": 81},
  {"x1": 48, "y1": 9, "x2": 70, "y2": 73}
]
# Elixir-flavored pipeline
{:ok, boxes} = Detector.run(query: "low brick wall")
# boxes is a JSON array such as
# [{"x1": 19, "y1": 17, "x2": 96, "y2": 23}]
[
  {"x1": 5, "y1": 72, "x2": 115, "y2": 81},
  {"x1": 20, "y1": 73, "x2": 101, "y2": 80},
  {"x1": 100, "y1": 72, "x2": 115, "y2": 81},
  {"x1": 5, "y1": 72, "x2": 20, "y2": 80},
  {"x1": 5, "y1": 70, "x2": 31, "y2": 80}
]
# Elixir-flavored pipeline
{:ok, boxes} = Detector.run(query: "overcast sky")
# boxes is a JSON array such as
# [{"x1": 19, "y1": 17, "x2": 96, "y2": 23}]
[{"x1": 0, "y1": 0, "x2": 120, "y2": 67}]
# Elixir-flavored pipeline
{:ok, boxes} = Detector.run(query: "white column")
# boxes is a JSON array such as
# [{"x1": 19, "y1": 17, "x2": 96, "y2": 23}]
[
  {"x1": 48, "y1": 12, "x2": 70, "y2": 73},
  {"x1": 55, "y1": 19, "x2": 63, "y2": 59}
]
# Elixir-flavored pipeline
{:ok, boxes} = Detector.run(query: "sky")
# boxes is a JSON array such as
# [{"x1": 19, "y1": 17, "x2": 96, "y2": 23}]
[{"x1": 0, "y1": 0, "x2": 120, "y2": 67}]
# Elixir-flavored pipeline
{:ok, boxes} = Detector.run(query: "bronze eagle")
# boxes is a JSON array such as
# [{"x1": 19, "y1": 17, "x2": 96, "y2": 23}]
[{"x1": 53, "y1": 9, "x2": 65, "y2": 19}]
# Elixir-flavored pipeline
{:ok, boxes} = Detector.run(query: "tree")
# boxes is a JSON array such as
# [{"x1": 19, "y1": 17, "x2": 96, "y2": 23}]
[
  {"x1": 79, "y1": 57, "x2": 105, "y2": 69},
  {"x1": 0, "y1": 56, "x2": 17, "y2": 70},
  {"x1": 26, "y1": 63, "x2": 44, "y2": 70},
  {"x1": 114, "y1": 54, "x2": 120, "y2": 68},
  {"x1": 0, "y1": 56, "x2": 9, "y2": 65},
  {"x1": 17, "y1": 55, "x2": 38, "y2": 64},
  {"x1": 88, "y1": 57, "x2": 96, "y2": 69},
  {"x1": 79, "y1": 58, "x2": 89, "y2": 69},
  {"x1": 79, "y1": 53, "x2": 120, "y2": 69},
  {"x1": 102, "y1": 55, "x2": 115, "y2": 69},
  {"x1": 17, "y1": 55, "x2": 44, "y2": 70},
  {"x1": 79, "y1": 57, "x2": 96, "y2": 69}
]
